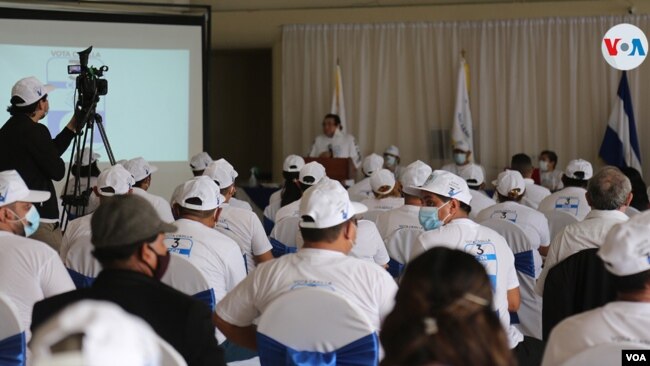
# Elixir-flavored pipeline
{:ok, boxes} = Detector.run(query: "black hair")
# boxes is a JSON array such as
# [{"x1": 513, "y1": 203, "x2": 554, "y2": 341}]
[
  {"x1": 612, "y1": 269, "x2": 650, "y2": 294},
  {"x1": 540, "y1": 150, "x2": 558, "y2": 164},
  {"x1": 510, "y1": 153, "x2": 533, "y2": 175},
  {"x1": 6, "y1": 95, "x2": 45, "y2": 116},
  {"x1": 562, "y1": 175, "x2": 589, "y2": 189},
  {"x1": 434, "y1": 193, "x2": 472, "y2": 214},
  {"x1": 299, "y1": 220, "x2": 347, "y2": 243},
  {"x1": 621, "y1": 167, "x2": 650, "y2": 211},
  {"x1": 324, "y1": 113, "x2": 341, "y2": 126},
  {"x1": 280, "y1": 171, "x2": 302, "y2": 207},
  {"x1": 176, "y1": 197, "x2": 217, "y2": 219}
]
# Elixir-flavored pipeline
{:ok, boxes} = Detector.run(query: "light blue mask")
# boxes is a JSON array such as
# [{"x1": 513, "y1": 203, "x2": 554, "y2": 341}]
[
  {"x1": 9, "y1": 206, "x2": 40, "y2": 237},
  {"x1": 453, "y1": 153, "x2": 467, "y2": 165},
  {"x1": 418, "y1": 202, "x2": 450, "y2": 231}
]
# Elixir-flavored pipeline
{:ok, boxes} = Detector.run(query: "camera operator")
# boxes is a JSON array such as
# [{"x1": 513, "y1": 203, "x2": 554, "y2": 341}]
[{"x1": 0, "y1": 76, "x2": 81, "y2": 252}]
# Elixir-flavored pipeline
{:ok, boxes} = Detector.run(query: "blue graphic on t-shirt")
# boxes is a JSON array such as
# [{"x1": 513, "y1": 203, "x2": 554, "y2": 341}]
[
  {"x1": 465, "y1": 240, "x2": 498, "y2": 291},
  {"x1": 164, "y1": 236, "x2": 194, "y2": 257},
  {"x1": 490, "y1": 210, "x2": 518, "y2": 223},
  {"x1": 555, "y1": 196, "x2": 579, "y2": 216}
]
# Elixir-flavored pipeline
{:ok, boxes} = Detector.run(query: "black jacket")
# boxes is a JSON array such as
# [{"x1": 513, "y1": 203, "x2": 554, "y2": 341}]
[
  {"x1": 0, "y1": 114, "x2": 75, "y2": 220},
  {"x1": 32, "y1": 269, "x2": 226, "y2": 366}
]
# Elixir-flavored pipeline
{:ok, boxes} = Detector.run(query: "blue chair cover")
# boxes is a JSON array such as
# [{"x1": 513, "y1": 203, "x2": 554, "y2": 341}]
[
  {"x1": 513, "y1": 250, "x2": 536, "y2": 278},
  {"x1": 509, "y1": 311, "x2": 520, "y2": 325},
  {"x1": 0, "y1": 332, "x2": 25, "y2": 366},
  {"x1": 270, "y1": 238, "x2": 297, "y2": 258},
  {"x1": 386, "y1": 258, "x2": 404, "y2": 278},
  {"x1": 66, "y1": 269, "x2": 95, "y2": 289},
  {"x1": 263, "y1": 216, "x2": 275, "y2": 236},
  {"x1": 193, "y1": 289, "x2": 216, "y2": 311},
  {"x1": 256, "y1": 332, "x2": 378, "y2": 366}
]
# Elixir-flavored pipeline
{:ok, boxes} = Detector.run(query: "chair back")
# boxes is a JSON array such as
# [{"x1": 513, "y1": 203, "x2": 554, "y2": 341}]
[
  {"x1": 270, "y1": 216, "x2": 300, "y2": 249},
  {"x1": 481, "y1": 218, "x2": 542, "y2": 340},
  {"x1": 256, "y1": 287, "x2": 378, "y2": 366},
  {"x1": 542, "y1": 248, "x2": 617, "y2": 339},
  {"x1": 0, "y1": 293, "x2": 25, "y2": 366},
  {"x1": 160, "y1": 255, "x2": 215, "y2": 311},
  {"x1": 384, "y1": 226, "x2": 424, "y2": 265},
  {"x1": 544, "y1": 210, "x2": 579, "y2": 241},
  {"x1": 562, "y1": 343, "x2": 643, "y2": 366},
  {"x1": 64, "y1": 242, "x2": 101, "y2": 289}
]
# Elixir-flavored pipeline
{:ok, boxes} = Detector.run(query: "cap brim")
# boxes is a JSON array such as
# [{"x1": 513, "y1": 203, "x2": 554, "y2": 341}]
[
  {"x1": 351, "y1": 202, "x2": 368, "y2": 216},
  {"x1": 149, "y1": 165, "x2": 159, "y2": 174},
  {"x1": 158, "y1": 221, "x2": 177, "y2": 233},
  {"x1": 23, "y1": 190, "x2": 51, "y2": 203}
]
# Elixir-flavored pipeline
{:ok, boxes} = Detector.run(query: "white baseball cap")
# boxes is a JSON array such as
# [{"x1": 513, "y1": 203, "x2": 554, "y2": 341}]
[
  {"x1": 74, "y1": 147, "x2": 100, "y2": 166},
  {"x1": 362, "y1": 154, "x2": 384, "y2": 176},
  {"x1": 11, "y1": 76, "x2": 54, "y2": 107},
  {"x1": 453, "y1": 140, "x2": 470, "y2": 152},
  {"x1": 299, "y1": 162, "x2": 326, "y2": 185},
  {"x1": 565, "y1": 159, "x2": 593, "y2": 180},
  {"x1": 30, "y1": 300, "x2": 161, "y2": 366},
  {"x1": 123, "y1": 157, "x2": 158, "y2": 182},
  {"x1": 176, "y1": 176, "x2": 225, "y2": 211},
  {"x1": 458, "y1": 164, "x2": 485, "y2": 187},
  {"x1": 599, "y1": 211, "x2": 650, "y2": 276},
  {"x1": 95, "y1": 164, "x2": 135, "y2": 197},
  {"x1": 203, "y1": 158, "x2": 238, "y2": 188},
  {"x1": 299, "y1": 178, "x2": 368, "y2": 229},
  {"x1": 417, "y1": 170, "x2": 472, "y2": 205},
  {"x1": 400, "y1": 160, "x2": 432, "y2": 196},
  {"x1": 493, "y1": 170, "x2": 526, "y2": 197},
  {"x1": 189, "y1": 152, "x2": 212, "y2": 171},
  {"x1": 370, "y1": 169, "x2": 396, "y2": 194},
  {"x1": 283, "y1": 155, "x2": 305, "y2": 172},
  {"x1": 384, "y1": 145, "x2": 400, "y2": 157},
  {"x1": 0, "y1": 170, "x2": 50, "y2": 207}
]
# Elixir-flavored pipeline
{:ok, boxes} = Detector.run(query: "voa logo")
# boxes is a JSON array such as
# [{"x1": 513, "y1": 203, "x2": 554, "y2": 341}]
[{"x1": 602, "y1": 23, "x2": 648, "y2": 70}]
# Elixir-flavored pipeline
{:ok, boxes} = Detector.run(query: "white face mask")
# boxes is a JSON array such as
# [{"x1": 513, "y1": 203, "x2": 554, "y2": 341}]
[
  {"x1": 539, "y1": 160, "x2": 549, "y2": 172},
  {"x1": 453, "y1": 153, "x2": 467, "y2": 165}
]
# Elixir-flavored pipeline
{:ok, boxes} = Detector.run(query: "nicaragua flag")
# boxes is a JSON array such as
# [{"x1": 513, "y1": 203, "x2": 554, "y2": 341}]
[
  {"x1": 599, "y1": 71, "x2": 642, "y2": 174},
  {"x1": 330, "y1": 61, "x2": 347, "y2": 131},
  {"x1": 452, "y1": 58, "x2": 474, "y2": 158}
]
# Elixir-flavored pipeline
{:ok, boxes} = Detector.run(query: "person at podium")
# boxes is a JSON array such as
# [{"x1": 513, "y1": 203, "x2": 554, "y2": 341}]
[{"x1": 308, "y1": 113, "x2": 361, "y2": 169}]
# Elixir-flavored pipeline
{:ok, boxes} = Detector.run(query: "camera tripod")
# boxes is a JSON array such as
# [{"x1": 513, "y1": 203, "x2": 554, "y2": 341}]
[{"x1": 60, "y1": 98, "x2": 116, "y2": 230}]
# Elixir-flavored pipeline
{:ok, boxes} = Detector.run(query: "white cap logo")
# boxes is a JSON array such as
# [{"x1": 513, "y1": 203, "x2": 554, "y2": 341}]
[{"x1": 602, "y1": 23, "x2": 648, "y2": 71}]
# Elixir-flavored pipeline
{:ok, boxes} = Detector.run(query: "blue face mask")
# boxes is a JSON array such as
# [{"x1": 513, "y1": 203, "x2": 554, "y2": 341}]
[
  {"x1": 453, "y1": 153, "x2": 467, "y2": 165},
  {"x1": 418, "y1": 201, "x2": 450, "y2": 231},
  {"x1": 9, "y1": 205, "x2": 40, "y2": 237}
]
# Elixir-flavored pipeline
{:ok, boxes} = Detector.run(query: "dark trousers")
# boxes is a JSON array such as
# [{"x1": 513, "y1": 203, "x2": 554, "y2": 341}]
[{"x1": 514, "y1": 336, "x2": 545, "y2": 366}]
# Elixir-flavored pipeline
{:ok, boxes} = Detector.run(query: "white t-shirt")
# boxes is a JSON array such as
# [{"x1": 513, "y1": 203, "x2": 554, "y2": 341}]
[
  {"x1": 0, "y1": 231, "x2": 75, "y2": 340},
  {"x1": 274, "y1": 199, "x2": 300, "y2": 223},
  {"x1": 440, "y1": 162, "x2": 486, "y2": 181},
  {"x1": 538, "y1": 186, "x2": 590, "y2": 221},
  {"x1": 347, "y1": 178, "x2": 373, "y2": 202},
  {"x1": 521, "y1": 178, "x2": 551, "y2": 210},
  {"x1": 308, "y1": 129, "x2": 362, "y2": 168},
  {"x1": 229, "y1": 197, "x2": 253, "y2": 211},
  {"x1": 540, "y1": 170, "x2": 564, "y2": 192},
  {"x1": 542, "y1": 302, "x2": 650, "y2": 366},
  {"x1": 271, "y1": 199, "x2": 301, "y2": 247},
  {"x1": 216, "y1": 248, "x2": 397, "y2": 332},
  {"x1": 412, "y1": 218, "x2": 523, "y2": 348},
  {"x1": 131, "y1": 187, "x2": 175, "y2": 223},
  {"x1": 476, "y1": 201, "x2": 551, "y2": 250},
  {"x1": 375, "y1": 205, "x2": 423, "y2": 264},
  {"x1": 263, "y1": 190, "x2": 282, "y2": 222},
  {"x1": 535, "y1": 209, "x2": 628, "y2": 295},
  {"x1": 60, "y1": 213, "x2": 93, "y2": 261},
  {"x1": 468, "y1": 190, "x2": 497, "y2": 221},
  {"x1": 361, "y1": 197, "x2": 404, "y2": 223},
  {"x1": 216, "y1": 206, "x2": 273, "y2": 273}
]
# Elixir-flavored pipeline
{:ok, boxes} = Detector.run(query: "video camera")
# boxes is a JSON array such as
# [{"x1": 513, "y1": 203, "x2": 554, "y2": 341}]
[{"x1": 67, "y1": 46, "x2": 108, "y2": 110}]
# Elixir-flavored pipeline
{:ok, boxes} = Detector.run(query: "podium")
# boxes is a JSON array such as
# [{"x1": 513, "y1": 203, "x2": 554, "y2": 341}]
[{"x1": 304, "y1": 157, "x2": 356, "y2": 182}]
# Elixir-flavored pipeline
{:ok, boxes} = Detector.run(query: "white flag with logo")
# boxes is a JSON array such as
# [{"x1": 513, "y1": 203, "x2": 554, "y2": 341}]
[
  {"x1": 330, "y1": 63, "x2": 347, "y2": 131},
  {"x1": 451, "y1": 59, "x2": 474, "y2": 157}
]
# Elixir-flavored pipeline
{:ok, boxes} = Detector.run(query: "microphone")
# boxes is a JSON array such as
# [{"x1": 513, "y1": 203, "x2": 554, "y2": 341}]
[{"x1": 327, "y1": 144, "x2": 333, "y2": 157}]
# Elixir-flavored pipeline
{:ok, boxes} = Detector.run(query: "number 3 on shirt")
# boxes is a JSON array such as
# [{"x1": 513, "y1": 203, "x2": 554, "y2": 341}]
[{"x1": 464, "y1": 240, "x2": 498, "y2": 291}]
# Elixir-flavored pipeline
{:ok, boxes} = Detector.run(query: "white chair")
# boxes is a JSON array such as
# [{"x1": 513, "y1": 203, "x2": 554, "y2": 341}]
[
  {"x1": 0, "y1": 293, "x2": 25, "y2": 366},
  {"x1": 64, "y1": 242, "x2": 101, "y2": 289},
  {"x1": 544, "y1": 210, "x2": 579, "y2": 242},
  {"x1": 481, "y1": 218, "x2": 542, "y2": 340},
  {"x1": 269, "y1": 216, "x2": 300, "y2": 250},
  {"x1": 561, "y1": 343, "x2": 643, "y2": 366},
  {"x1": 157, "y1": 336, "x2": 188, "y2": 366},
  {"x1": 160, "y1": 255, "x2": 215, "y2": 311},
  {"x1": 256, "y1": 287, "x2": 378, "y2": 366},
  {"x1": 384, "y1": 226, "x2": 424, "y2": 266}
]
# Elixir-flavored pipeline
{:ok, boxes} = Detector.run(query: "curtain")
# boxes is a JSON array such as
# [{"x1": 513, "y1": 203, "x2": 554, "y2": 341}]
[{"x1": 281, "y1": 16, "x2": 650, "y2": 182}]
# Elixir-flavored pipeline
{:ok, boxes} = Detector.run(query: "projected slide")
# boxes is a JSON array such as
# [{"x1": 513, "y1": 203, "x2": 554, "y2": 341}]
[{"x1": 0, "y1": 45, "x2": 189, "y2": 162}]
